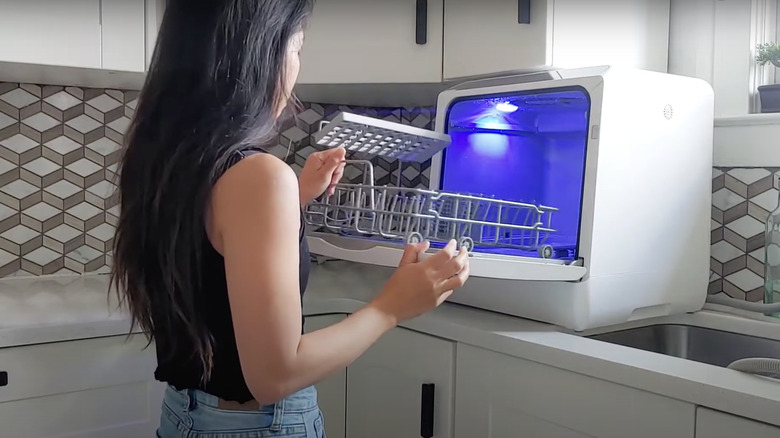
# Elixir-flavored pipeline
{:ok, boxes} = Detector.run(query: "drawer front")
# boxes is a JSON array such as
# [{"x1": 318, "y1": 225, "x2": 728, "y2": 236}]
[
  {"x1": 0, "y1": 334, "x2": 154, "y2": 403},
  {"x1": 0, "y1": 382, "x2": 160, "y2": 438}
]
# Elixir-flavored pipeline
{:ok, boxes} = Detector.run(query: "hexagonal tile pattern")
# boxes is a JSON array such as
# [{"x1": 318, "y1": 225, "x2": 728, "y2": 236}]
[
  {"x1": 0, "y1": 133, "x2": 41, "y2": 165},
  {"x1": 711, "y1": 167, "x2": 780, "y2": 302},
  {"x1": 44, "y1": 223, "x2": 83, "y2": 255},
  {"x1": 43, "y1": 180, "x2": 83, "y2": 210},
  {"x1": 22, "y1": 246, "x2": 62, "y2": 275},
  {"x1": 44, "y1": 135, "x2": 83, "y2": 166},
  {"x1": 85, "y1": 137, "x2": 121, "y2": 167},
  {"x1": 65, "y1": 158, "x2": 103, "y2": 188},
  {"x1": 64, "y1": 114, "x2": 103, "y2": 145},
  {"x1": 21, "y1": 157, "x2": 61, "y2": 188},
  {"x1": 0, "y1": 112, "x2": 15, "y2": 132},
  {"x1": 0, "y1": 84, "x2": 439, "y2": 279},
  {"x1": 65, "y1": 245, "x2": 104, "y2": 273},
  {"x1": 44, "y1": 90, "x2": 81, "y2": 112},
  {"x1": 65, "y1": 202, "x2": 102, "y2": 232},
  {"x1": 86, "y1": 222, "x2": 115, "y2": 252},
  {"x1": 0, "y1": 224, "x2": 41, "y2": 256},
  {"x1": 22, "y1": 201, "x2": 63, "y2": 233},
  {"x1": 0, "y1": 81, "x2": 141, "y2": 278},
  {"x1": 0, "y1": 179, "x2": 40, "y2": 210},
  {"x1": 85, "y1": 181, "x2": 117, "y2": 210},
  {"x1": 1, "y1": 88, "x2": 38, "y2": 109},
  {"x1": 85, "y1": 94, "x2": 123, "y2": 124}
]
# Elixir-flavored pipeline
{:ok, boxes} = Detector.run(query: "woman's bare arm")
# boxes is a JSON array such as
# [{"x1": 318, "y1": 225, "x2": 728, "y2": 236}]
[{"x1": 210, "y1": 153, "x2": 467, "y2": 404}]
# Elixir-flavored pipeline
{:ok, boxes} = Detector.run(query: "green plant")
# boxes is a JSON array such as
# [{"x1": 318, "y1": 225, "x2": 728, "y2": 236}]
[{"x1": 756, "y1": 42, "x2": 780, "y2": 68}]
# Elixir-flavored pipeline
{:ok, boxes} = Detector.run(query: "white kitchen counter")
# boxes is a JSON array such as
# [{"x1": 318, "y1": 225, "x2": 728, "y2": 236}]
[
  {"x1": 2, "y1": 262, "x2": 780, "y2": 428},
  {"x1": 0, "y1": 274, "x2": 134, "y2": 349}
]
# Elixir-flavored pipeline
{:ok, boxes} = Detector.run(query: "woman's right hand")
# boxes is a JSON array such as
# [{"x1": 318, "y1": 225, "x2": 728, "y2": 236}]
[{"x1": 370, "y1": 239, "x2": 470, "y2": 325}]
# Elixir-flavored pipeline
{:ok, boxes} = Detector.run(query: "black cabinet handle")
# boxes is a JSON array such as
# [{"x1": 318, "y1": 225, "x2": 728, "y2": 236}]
[
  {"x1": 420, "y1": 383, "x2": 434, "y2": 437},
  {"x1": 518, "y1": 0, "x2": 531, "y2": 24},
  {"x1": 0, "y1": 371, "x2": 7, "y2": 387},
  {"x1": 416, "y1": 0, "x2": 428, "y2": 45}
]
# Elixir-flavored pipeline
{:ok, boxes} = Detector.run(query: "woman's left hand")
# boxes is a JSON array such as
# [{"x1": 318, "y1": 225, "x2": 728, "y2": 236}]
[{"x1": 298, "y1": 147, "x2": 347, "y2": 206}]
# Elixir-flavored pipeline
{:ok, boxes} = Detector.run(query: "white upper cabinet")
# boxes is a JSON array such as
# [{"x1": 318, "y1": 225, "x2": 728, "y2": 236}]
[
  {"x1": 297, "y1": 0, "x2": 444, "y2": 84},
  {"x1": 0, "y1": 0, "x2": 103, "y2": 69},
  {"x1": 444, "y1": 0, "x2": 552, "y2": 79},
  {"x1": 144, "y1": 0, "x2": 167, "y2": 70},
  {"x1": 0, "y1": 0, "x2": 670, "y2": 88},
  {"x1": 443, "y1": 0, "x2": 670, "y2": 79},
  {"x1": 0, "y1": 0, "x2": 152, "y2": 73},
  {"x1": 101, "y1": 0, "x2": 147, "y2": 72}
]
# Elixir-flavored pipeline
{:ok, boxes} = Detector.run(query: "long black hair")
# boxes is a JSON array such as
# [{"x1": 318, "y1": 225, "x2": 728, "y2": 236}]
[{"x1": 111, "y1": 0, "x2": 314, "y2": 383}]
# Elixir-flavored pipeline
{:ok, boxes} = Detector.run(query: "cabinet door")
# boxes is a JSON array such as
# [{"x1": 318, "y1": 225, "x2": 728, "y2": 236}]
[
  {"x1": 454, "y1": 344, "x2": 695, "y2": 438},
  {"x1": 443, "y1": 0, "x2": 669, "y2": 80},
  {"x1": 0, "y1": 0, "x2": 102, "y2": 69},
  {"x1": 547, "y1": 0, "x2": 670, "y2": 73},
  {"x1": 696, "y1": 407, "x2": 780, "y2": 438},
  {"x1": 346, "y1": 327, "x2": 454, "y2": 438},
  {"x1": 305, "y1": 314, "x2": 348, "y2": 438},
  {"x1": 144, "y1": 0, "x2": 168, "y2": 70},
  {"x1": 297, "y1": 0, "x2": 444, "y2": 84},
  {"x1": 101, "y1": 0, "x2": 147, "y2": 72},
  {"x1": 443, "y1": 0, "x2": 553, "y2": 79},
  {"x1": 0, "y1": 334, "x2": 165, "y2": 437}
]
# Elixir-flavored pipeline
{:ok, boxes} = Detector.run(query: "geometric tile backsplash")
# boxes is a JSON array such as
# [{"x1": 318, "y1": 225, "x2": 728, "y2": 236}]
[
  {"x1": 709, "y1": 168, "x2": 779, "y2": 302},
  {"x1": 0, "y1": 81, "x2": 771, "y2": 303},
  {"x1": 0, "y1": 82, "x2": 435, "y2": 279},
  {"x1": 0, "y1": 82, "x2": 132, "y2": 278}
]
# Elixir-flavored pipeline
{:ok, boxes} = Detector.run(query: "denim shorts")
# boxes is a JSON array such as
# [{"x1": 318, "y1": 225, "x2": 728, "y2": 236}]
[{"x1": 157, "y1": 384, "x2": 326, "y2": 438}]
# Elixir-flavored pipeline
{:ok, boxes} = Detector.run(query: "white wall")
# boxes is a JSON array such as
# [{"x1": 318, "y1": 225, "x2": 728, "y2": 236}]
[
  {"x1": 669, "y1": 0, "x2": 780, "y2": 166},
  {"x1": 669, "y1": 0, "x2": 755, "y2": 118}
]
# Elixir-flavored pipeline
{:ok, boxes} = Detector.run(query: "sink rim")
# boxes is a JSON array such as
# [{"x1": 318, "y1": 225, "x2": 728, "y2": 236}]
[{"x1": 584, "y1": 322, "x2": 780, "y2": 369}]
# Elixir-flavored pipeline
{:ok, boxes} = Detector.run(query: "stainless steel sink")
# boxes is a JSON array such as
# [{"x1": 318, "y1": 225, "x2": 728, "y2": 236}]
[{"x1": 587, "y1": 324, "x2": 780, "y2": 367}]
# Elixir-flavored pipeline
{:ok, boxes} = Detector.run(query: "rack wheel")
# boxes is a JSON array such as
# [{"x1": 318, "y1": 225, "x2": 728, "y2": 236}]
[
  {"x1": 459, "y1": 237, "x2": 474, "y2": 253},
  {"x1": 406, "y1": 232, "x2": 424, "y2": 245},
  {"x1": 538, "y1": 245, "x2": 554, "y2": 259}
]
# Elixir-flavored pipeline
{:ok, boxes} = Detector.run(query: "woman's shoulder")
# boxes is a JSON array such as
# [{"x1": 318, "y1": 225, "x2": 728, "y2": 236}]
[
  {"x1": 208, "y1": 150, "x2": 300, "y2": 253},
  {"x1": 216, "y1": 151, "x2": 298, "y2": 195}
]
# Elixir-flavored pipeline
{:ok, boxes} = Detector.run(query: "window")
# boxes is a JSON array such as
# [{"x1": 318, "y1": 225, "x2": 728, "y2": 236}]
[
  {"x1": 749, "y1": 0, "x2": 780, "y2": 114},
  {"x1": 670, "y1": 0, "x2": 780, "y2": 117}
]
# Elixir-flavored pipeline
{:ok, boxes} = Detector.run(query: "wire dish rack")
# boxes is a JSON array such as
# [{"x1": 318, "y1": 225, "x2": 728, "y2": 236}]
[
  {"x1": 304, "y1": 161, "x2": 560, "y2": 258},
  {"x1": 304, "y1": 112, "x2": 559, "y2": 258}
]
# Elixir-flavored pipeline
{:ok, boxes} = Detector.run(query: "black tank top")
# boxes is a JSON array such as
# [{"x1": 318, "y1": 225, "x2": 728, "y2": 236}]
[{"x1": 153, "y1": 148, "x2": 311, "y2": 403}]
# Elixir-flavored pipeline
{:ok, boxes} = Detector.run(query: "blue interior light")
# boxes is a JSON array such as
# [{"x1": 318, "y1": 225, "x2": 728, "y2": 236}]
[
  {"x1": 496, "y1": 102, "x2": 519, "y2": 113},
  {"x1": 441, "y1": 88, "x2": 591, "y2": 261}
]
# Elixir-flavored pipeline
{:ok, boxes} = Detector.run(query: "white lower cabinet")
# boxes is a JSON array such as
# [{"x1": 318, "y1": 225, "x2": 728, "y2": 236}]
[
  {"x1": 695, "y1": 407, "x2": 780, "y2": 438},
  {"x1": 0, "y1": 334, "x2": 165, "y2": 438},
  {"x1": 345, "y1": 326, "x2": 454, "y2": 438},
  {"x1": 305, "y1": 314, "x2": 348, "y2": 438},
  {"x1": 454, "y1": 344, "x2": 696, "y2": 438},
  {"x1": 305, "y1": 316, "x2": 780, "y2": 438},
  {"x1": 305, "y1": 314, "x2": 455, "y2": 438}
]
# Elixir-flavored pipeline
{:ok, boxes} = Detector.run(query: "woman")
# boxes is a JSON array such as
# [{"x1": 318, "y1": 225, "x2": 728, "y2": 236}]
[{"x1": 111, "y1": 1, "x2": 470, "y2": 437}]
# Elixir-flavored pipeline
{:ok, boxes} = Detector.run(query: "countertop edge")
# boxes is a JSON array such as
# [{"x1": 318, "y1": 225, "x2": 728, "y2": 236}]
[
  {"x1": 0, "y1": 318, "x2": 139, "y2": 349},
  {"x1": 302, "y1": 297, "x2": 780, "y2": 429}
]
